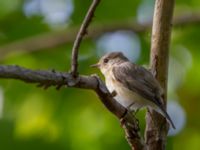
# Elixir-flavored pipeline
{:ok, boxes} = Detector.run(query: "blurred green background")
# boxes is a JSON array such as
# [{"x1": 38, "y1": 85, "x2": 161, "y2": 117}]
[{"x1": 0, "y1": 0, "x2": 200, "y2": 149}]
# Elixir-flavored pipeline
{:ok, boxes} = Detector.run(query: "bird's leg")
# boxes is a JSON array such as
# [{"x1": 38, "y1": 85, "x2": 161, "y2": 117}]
[
  {"x1": 119, "y1": 103, "x2": 141, "y2": 130},
  {"x1": 126, "y1": 102, "x2": 140, "y2": 127},
  {"x1": 127, "y1": 102, "x2": 140, "y2": 115},
  {"x1": 127, "y1": 102, "x2": 135, "y2": 110},
  {"x1": 111, "y1": 90, "x2": 117, "y2": 97},
  {"x1": 134, "y1": 108, "x2": 140, "y2": 115}
]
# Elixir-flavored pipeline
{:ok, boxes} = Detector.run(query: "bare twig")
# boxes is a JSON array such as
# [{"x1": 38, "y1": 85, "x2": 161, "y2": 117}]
[
  {"x1": 70, "y1": 0, "x2": 101, "y2": 76},
  {"x1": 145, "y1": 0, "x2": 175, "y2": 149},
  {"x1": 0, "y1": 12, "x2": 200, "y2": 61},
  {"x1": 0, "y1": 65, "x2": 145, "y2": 150}
]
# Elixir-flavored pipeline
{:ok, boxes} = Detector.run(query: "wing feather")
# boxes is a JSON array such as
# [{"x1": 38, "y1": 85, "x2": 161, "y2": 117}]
[
  {"x1": 112, "y1": 62, "x2": 163, "y2": 106},
  {"x1": 112, "y1": 62, "x2": 176, "y2": 129}
]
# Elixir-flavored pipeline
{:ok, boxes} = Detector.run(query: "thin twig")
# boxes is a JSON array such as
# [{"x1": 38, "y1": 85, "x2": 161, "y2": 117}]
[
  {"x1": 0, "y1": 65, "x2": 145, "y2": 149},
  {"x1": 70, "y1": 0, "x2": 101, "y2": 76}
]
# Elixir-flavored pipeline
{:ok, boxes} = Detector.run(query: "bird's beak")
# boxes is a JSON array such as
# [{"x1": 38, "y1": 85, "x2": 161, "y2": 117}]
[{"x1": 90, "y1": 63, "x2": 100, "y2": 68}]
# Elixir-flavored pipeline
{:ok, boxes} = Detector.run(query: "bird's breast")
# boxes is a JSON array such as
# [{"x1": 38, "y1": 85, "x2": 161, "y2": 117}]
[
  {"x1": 105, "y1": 71, "x2": 150, "y2": 109},
  {"x1": 105, "y1": 72, "x2": 137, "y2": 108}
]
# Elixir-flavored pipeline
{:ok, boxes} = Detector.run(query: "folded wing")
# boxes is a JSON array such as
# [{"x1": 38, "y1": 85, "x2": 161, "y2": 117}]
[{"x1": 112, "y1": 62, "x2": 163, "y2": 107}]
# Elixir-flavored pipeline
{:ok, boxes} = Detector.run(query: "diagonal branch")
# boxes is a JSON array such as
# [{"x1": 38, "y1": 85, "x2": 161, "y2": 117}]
[
  {"x1": 0, "y1": 65, "x2": 145, "y2": 150},
  {"x1": 70, "y1": 0, "x2": 101, "y2": 76}
]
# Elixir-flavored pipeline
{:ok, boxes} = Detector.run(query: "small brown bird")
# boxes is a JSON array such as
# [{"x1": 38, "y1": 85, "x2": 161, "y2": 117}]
[{"x1": 92, "y1": 52, "x2": 175, "y2": 129}]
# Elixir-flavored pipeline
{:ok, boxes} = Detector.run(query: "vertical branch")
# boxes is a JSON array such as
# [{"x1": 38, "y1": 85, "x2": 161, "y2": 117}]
[
  {"x1": 70, "y1": 0, "x2": 101, "y2": 77},
  {"x1": 145, "y1": 0, "x2": 174, "y2": 149}
]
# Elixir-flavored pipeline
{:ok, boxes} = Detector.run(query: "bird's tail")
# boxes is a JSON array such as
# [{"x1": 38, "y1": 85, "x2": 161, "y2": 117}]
[{"x1": 156, "y1": 106, "x2": 176, "y2": 129}]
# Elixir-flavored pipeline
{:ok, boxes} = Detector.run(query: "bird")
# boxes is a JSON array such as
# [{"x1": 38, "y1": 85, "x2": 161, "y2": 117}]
[{"x1": 91, "y1": 51, "x2": 175, "y2": 129}]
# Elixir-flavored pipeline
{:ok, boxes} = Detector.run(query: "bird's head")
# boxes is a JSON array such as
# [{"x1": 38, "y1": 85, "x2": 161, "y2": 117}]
[{"x1": 91, "y1": 51, "x2": 128, "y2": 74}]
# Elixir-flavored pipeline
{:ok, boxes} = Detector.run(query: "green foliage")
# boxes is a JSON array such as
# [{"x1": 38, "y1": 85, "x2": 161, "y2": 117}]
[
  {"x1": 0, "y1": 0, "x2": 200, "y2": 150},
  {"x1": 72, "y1": 0, "x2": 140, "y2": 24}
]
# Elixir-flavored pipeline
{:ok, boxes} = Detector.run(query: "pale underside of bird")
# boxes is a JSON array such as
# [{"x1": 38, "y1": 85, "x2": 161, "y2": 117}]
[{"x1": 92, "y1": 51, "x2": 176, "y2": 129}]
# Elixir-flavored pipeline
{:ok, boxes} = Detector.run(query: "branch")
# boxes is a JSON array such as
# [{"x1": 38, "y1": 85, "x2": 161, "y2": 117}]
[
  {"x1": 0, "y1": 12, "x2": 200, "y2": 61},
  {"x1": 145, "y1": 0, "x2": 174, "y2": 149},
  {"x1": 69, "y1": 0, "x2": 146, "y2": 148},
  {"x1": 0, "y1": 65, "x2": 145, "y2": 150},
  {"x1": 173, "y1": 12, "x2": 200, "y2": 26},
  {"x1": 70, "y1": 0, "x2": 101, "y2": 76}
]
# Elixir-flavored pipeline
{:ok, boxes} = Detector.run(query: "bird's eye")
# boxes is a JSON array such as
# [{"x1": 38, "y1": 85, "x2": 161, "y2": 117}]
[{"x1": 103, "y1": 58, "x2": 109, "y2": 63}]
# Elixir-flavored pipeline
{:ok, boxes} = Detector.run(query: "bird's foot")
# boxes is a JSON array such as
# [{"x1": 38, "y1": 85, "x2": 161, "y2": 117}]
[
  {"x1": 134, "y1": 108, "x2": 140, "y2": 115},
  {"x1": 127, "y1": 102, "x2": 140, "y2": 115},
  {"x1": 127, "y1": 102, "x2": 135, "y2": 110}
]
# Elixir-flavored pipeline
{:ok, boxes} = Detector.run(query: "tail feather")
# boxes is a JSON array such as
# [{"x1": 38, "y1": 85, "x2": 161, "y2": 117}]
[
  {"x1": 152, "y1": 97, "x2": 176, "y2": 129},
  {"x1": 158, "y1": 107, "x2": 176, "y2": 129}
]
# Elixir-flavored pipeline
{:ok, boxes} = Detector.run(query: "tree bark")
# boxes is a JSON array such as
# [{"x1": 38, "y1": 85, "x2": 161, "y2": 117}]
[{"x1": 145, "y1": 0, "x2": 174, "y2": 149}]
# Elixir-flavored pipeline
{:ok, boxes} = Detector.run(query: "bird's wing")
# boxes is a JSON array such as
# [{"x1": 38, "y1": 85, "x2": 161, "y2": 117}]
[{"x1": 112, "y1": 62, "x2": 163, "y2": 106}]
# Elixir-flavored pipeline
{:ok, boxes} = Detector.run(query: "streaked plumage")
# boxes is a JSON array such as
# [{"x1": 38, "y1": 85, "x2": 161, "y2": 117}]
[{"x1": 93, "y1": 52, "x2": 175, "y2": 129}]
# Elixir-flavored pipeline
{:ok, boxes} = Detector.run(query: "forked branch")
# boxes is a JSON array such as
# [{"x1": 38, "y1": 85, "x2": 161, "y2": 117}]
[
  {"x1": 0, "y1": 65, "x2": 145, "y2": 150},
  {"x1": 71, "y1": 0, "x2": 101, "y2": 76}
]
